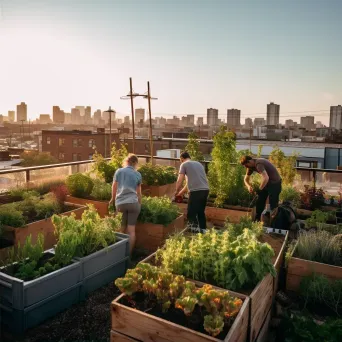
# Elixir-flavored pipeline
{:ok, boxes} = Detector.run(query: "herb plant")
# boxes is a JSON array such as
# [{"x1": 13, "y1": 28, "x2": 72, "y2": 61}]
[
  {"x1": 66, "y1": 173, "x2": 94, "y2": 198},
  {"x1": 138, "y1": 196, "x2": 180, "y2": 226},
  {"x1": 280, "y1": 185, "x2": 301, "y2": 208},
  {"x1": 115, "y1": 263, "x2": 243, "y2": 337},
  {"x1": 156, "y1": 228, "x2": 276, "y2": 290},
  {"x1": 224, "y1": 215, "x2": 264, "y2": 239},
  {"x1": 300, "y1": 185, "x2": 325, "y2": 211},
  {"x1": 305, "y1": 210, "x2": 336, "y2": 229},
  {"x1": 90, "y1": 179, "x2": 112, "y2": 201},
  {"x1": 138, "y1": 164, "x2": 177, "y2": 186},
  {"x1": 183, "y1": 132, "x2": 204, "y2": 162}
]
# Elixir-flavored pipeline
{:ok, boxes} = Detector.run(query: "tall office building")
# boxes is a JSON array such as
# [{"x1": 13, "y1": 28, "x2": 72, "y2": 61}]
[
  {"x1": 16, "y1": 102, "x2": 27, "y2": 122},
  {"x1": 285, "y1": 119, "x2": 295, "y2": 128},
  {"x1": 84, "y1": 106, "x2": 91, "y2": 124},
  {"x1": 135, "y1": 108, "x2": 145, "y2": 126},
  {"x1": 71, "y1": 108, "x2": 81, "y2": 124},
  {"x1": 300, "y1": 116, "x2": 315, "y2": 130},
  {"x1": 227, "y1": 109, "x2": 241, "y2": 127},
  {"x1": 8, "y1": 111, "x2": 15, "y2": 122},
  {"x1": 254, "y1": 118, "x2": 266, "y2": 126},
  {"x1": 266, "y1": 102, "x2": 280, "y2": 126},
  {"x1": 93, "y1": 109, "x2": 102, "y2": 125},
  {"x1": 330, "y1": 105, "x2": 342, "y2": 130},
  {"x1": 53, "y1": 106, "x2": 65, "y2": 123},
  {"x1": 103, "y1": 109, "x2": 116, "y2": 124},
  {"x1": 207, "y1": 108, "x2": 218, "y2": 126},
  {"x1": 245, "y1": 118, "x2": 253, "y2": 128},
  {"x1": 39, "y1": 114, "x2": 52, "y2": 124},
  {"x1": 124, "y1": 116, "x2": 130, "y2": 125},
  {"x1": 197, "y1": 117, "x2": 204, "y2": 126},
  {"x1": 187, "y1": 115, "x2": 195, "y2": 126}
]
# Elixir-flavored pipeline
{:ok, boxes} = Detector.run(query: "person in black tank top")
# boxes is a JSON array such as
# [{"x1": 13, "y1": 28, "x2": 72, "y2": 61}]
[{"x1": 240, "y1": 155, "x2": 282, "y2": 221}]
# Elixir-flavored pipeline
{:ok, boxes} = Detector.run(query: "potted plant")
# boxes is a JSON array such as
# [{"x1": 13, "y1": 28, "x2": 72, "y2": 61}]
[
  {"x1": 0, "y1": 205, "x2": 129, "y2": 333},
  {"x1": 111, "y1": 263, "x2": 249, "y2": 342},
  {"x1": 286, "y1": 230, "x2": 342, "y2": 292},
  {"x1": 135, "y1": 196, "x2": 184, "y2": 253},
  {"x1": 298, "y1": 185, "x2": 326, "y2": 217},
  {"x1": 65, "y1": 173, "x2": 112, "y2": 217},
  {"x1": 139, "y1": 163, "x2": 178, "y2": 198},
  {"x1": 0, "y1": 188, "x2": 85, "y2": 253}
]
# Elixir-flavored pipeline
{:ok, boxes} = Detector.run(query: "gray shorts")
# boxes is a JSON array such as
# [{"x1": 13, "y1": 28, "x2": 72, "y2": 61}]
[{"x1": 116, "y1": 202, "x2": 141, "y2": 227}]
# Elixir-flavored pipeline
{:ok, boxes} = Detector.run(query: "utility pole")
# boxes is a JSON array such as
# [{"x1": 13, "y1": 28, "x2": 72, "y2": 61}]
[
  {"x1": 104, "y1": 106, "x2": 115, "y2": 157},
  {"x1": 249, "y1": 125, "x2": 252, "y2": 153}
]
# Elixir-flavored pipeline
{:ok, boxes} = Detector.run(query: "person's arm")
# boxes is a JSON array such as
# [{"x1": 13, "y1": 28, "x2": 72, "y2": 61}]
[
  {"x1": 136, "y1": 184, "x2": 142, "y2": 204},
  {"x1": 175, "y1": 173, "x2": 185, "y2": 195},
  {"x1": 177, "y1": 177, "x2": 188, "y2": 196},
  {"x1": 109, "y1": 181, "x2": 117, "y2": 205},
  {"x1": 244, "y1": 169, "x2": 253, "y2": 193},
  {"x1": 257, "y1": 165, "x2": 269, "y2": 190}
]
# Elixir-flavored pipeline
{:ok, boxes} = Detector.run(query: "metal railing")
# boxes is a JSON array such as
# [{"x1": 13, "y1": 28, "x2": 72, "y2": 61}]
[{"x1": 1, "y1": 156, "x2": 342, "y2": 194}]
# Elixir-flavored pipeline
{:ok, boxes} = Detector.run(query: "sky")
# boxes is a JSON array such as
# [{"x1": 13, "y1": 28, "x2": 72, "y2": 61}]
[{"x1": 0, "y1": 0, "x2": 341, "y2": 124}]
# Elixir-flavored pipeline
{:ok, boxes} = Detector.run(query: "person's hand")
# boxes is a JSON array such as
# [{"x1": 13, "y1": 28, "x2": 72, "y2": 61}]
[{"x1": 247, "y1": 185, "x2": 253, "y2": 194}]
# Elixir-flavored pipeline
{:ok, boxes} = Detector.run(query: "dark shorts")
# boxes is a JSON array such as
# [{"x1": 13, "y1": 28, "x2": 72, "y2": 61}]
[{"x1": 116, "y1": 202, "x2": 141, "y2": 226}]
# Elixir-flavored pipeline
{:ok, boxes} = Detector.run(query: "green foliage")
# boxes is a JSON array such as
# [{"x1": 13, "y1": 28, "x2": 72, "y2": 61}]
[
  {"x1": 300, "y1": 185, "x2": 325, "y2": 211},
  {"x1": 305, "y1": 210, "x2": 336, "y2": 229},
  {"x1": 90, "y1": 179, "x2": 112, "y2": 201},
  {"x1": 19, "y1": 151, "x2": 58, "y2": 167},
  {"x1": 294, "y1": 231, "x2": 342, "y2": 266},
  {"x1": 300, "y1": 274, "x2": 342, "y2": 315},
  {"x1": 278, "y1": 312, "x2": 342, "y2": 342},
  {"x1": 184, "y1": 132, "x2": 204, "y2": 162},
  {"x1": 224, "y1": 215, "x2": 264, "y2": 239},
  {"x1": 280, "y1": 185, "x2": 301, "y2": 208},
  {"x1": 269, "y1": 146, "x2": 298, "y2": 185},
  {"x1": 138, "y1": 164, "x2": 177, "y2": 186},
  {"x1": 0, "y1": 206, "x2": 26, "y2": 227},
  {"x1": 115, "y1": 263, "x2": 243, "y2": 337},
  {"x1": 34, "y1": 179, "x2": 66, "y2": 195},
  {"x1": 52, "y1": 204, "x2": 122, "y2": 258},
  {"x1": 66, "y1": 173, "x2": 94, "y2": 198},
  {"x1": 92, "y1": 143, "x2": 128, "y2": 183},
  {"x1": 156, "y1": 228, "x2": 276, "y2": 291},
  {"x1": 138, "y1": 196, "x2": 180, "y2": 226}
]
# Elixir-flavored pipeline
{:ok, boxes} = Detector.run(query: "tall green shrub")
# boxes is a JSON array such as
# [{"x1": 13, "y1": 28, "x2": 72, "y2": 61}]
[
  {"x1": 66, "y1": 173, "x2": 94, "y2": 198},
  {"x1": 184, "y1": 132, "x2": 204, "y2": 162}
]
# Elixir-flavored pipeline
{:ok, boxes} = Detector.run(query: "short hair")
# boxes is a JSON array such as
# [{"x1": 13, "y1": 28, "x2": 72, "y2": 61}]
[
  {"x1": 180, "y1": 151, "x2": 191, "y2": 159},
  {"x1": 123, "y1": 154, "x2": 139, "y2": 167},
  {"x1": 240, "y1": 155, "x2": 252, "y2": 165}
]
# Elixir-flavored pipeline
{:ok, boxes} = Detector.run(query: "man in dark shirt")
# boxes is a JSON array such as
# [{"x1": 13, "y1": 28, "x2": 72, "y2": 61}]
[{"x1": 240, "y1": 155, "x2": 282, "y2": 221}]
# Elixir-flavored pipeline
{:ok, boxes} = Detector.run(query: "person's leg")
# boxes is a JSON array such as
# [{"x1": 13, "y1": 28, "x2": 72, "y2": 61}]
[
  {"x1": 269, "y1": 182, "x2": 282, "y2": 211},
  {"x1": 197, "y1": 190, "x2": 209, "y2": 231},
  {"x1": 187, "y1": 191, "x2": 200, "y2": 230},
  {"x1": 116, "y1": 204, "x2": 128, "y2": 232},
  {"x1": 255, "y1": 188, "x2": 268, "y2": 221},
  {"x1": 126, "y1": 202, "x2": 141, "y2": 254}
]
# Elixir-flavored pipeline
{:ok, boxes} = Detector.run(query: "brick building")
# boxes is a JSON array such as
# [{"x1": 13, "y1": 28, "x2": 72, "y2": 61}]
[{"x1": 42, "y1": 129, "x2": 120, "y2": 162}]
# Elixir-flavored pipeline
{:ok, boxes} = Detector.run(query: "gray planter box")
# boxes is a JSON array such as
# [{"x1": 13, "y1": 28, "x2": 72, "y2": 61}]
[
  {"x1": 0, "y1": 249, "x2": 81, "y2": 311},
  {"x1": 75, "y1": 233, "x2": 129, "y2": 279},
  {"x1": 1, "y1": 283, "x2": 81, "y2": 334}
]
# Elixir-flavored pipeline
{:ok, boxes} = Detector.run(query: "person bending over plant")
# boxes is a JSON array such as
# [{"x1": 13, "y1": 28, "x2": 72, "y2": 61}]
[
  {"x1": 109, "y1": 154, "x2": 142, "y2": 254},
  {"x1": 240, "y1": 155, "x2": 282, "y2": 221},
  {"x1": 175, "y1": 151, "x2": 209, "y2": 231}
]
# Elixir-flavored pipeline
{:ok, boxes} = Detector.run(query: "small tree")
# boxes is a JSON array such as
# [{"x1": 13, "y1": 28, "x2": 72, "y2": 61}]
[
  {"x1": 20, "y1": 151, "x2": 58, "y2": 167},
  {"x1": 184, "y1": 132, "x2": 204, "y2": 162}
]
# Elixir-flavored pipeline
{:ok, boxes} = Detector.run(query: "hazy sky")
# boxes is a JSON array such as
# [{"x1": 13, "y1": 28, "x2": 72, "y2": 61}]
[{"x1": 0, "y1": 0, "x2": 341, "y2": 124}]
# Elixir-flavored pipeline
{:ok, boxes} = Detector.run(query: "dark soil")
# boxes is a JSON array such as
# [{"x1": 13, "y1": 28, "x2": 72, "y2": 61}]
[
  {"x1": 119, "y1": 292, "x2": 232, "y2": 340},
  {"x1": 0, "y1": 238, "x2": 13, "y2": 249},
  {"x1": 0, "y1": 253, "x2": 148, "y2": 342}
]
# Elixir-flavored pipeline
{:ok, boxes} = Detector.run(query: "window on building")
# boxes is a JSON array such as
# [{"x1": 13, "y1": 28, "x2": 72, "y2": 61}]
[
  {"x1": 73, "y1": 139, "x2": 78, "y2": 148},
  {"x1": 46, "y1": 137, "x2": 51, "y2": 144},
  {"x1": 78, "y1": 153, "x2": 82, "y2": 161},
  {"x1": 72, "y1": 153, "x2": 78, "y2": 161},
  {"x1": 88, "y1": 154, "x2": 93, "y2": 160},
  {"x1": 89, "y1": 139, "x2": 95, "y2": 148},
  {"x1": 78, "y1": 139, "x2": 83, "y2": 147},
  {"x1": 58, "y1": 138, "x2": 65, "y2": 146},
  {"x1": 59, "y1": 153, "x2": 65, "y2": 160}
]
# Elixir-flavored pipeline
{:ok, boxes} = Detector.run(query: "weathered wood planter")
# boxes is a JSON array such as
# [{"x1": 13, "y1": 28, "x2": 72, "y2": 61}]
[
  {"x1": 135, "y1": 214, "x2": 184, "y2": 253},
  {"x1": 66, "y1": 195, "x2": 109, "y2": 217},
  {"x1": 141, "y1": 182, "x2": 176, "y2": 199},
  {"x1": 177, "y1": 202, "x2": 254, "y2": 225},
  {"x1": 286, "y1": 247, "x2": 342, "y2": 292},
  {"x1": 1, "y1": 202, "x2": 85, "y2": 252},
  {"x1": 110, "y1": 280, "x2": 250, "y2": 342},
  {"x1": 141, "y1": 230, "x2": 288, "y2": 342}
]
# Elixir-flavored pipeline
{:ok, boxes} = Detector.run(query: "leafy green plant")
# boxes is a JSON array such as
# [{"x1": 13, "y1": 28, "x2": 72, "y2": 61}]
[
  {"x1": 183, "y1": 132, "x2": 204, "y2": 162},
  {"x1": 91, "y1": 143, "x2": 128, "y2": 183},
  {"x1": 138, "y1": 164, "x2": 177, "y2": 186},
  {"x1": 300, "y1": 274, "x2": 342, "y2": 315},
  {"x1": 294, "y1": 231, "x2": 342, "y2": 266},
  {"x1": 305, "y1": 210, "x2": 335, "y2": 228},
  {"x1": 156, "y1": 228, "x2": 276, "y2": 290},
  {"x1": 52, "y1": 204, "x2": 122, "y2": 258},
  {"x1": 280, "y1": 185, "x2": 301, "y2": 208},
  {"x1": 66, "y1": 173, "x2": 94, "y2": 198},
  {"x1": 224, "y1": 215, "x2": 263, "y2": 239},
  {"x1": 138, "y1": 196, "x2": 180, "y2": 226},
  {"x1": 115, "y1": 263, "x2": 243, "y2": 337},
  {"x1": 0, "y1": 206, "x2": 26, "y2": 227},
  {"x1": 90, "y1": 179, "x2": 112, "y2": 201}
]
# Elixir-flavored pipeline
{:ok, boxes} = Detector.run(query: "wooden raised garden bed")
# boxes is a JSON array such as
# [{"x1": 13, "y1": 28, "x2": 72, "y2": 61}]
[
  {"x1": 141, "y1": 182, "x2": 176, "y2": 199},
  {"x1": 66, "y1": 195, "x2": 109, "y2": 217},
  {"x1": 141, "y1": 230, "x2": 288, "y2": 342},
  {"x1": 110, "y1": 280, "x2": 250, "y2": 342},
  {"x1": 135, "y1": 214, "x2": 184, "y2": 253},
  {"x1": 176, "y1": 202, "x2": 254, "y2": 225},
  {"x1": 286, "y1": 250, "x2": 342, "y2": 293},
  {"x1": 1, "y1": 202, "x2": 85, "y2": 252}
]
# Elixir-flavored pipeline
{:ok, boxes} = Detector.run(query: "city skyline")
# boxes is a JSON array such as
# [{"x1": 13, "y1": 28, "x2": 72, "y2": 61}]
[{"x1": 0, "y1": 0, "x2": 341, "y2": 125}]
